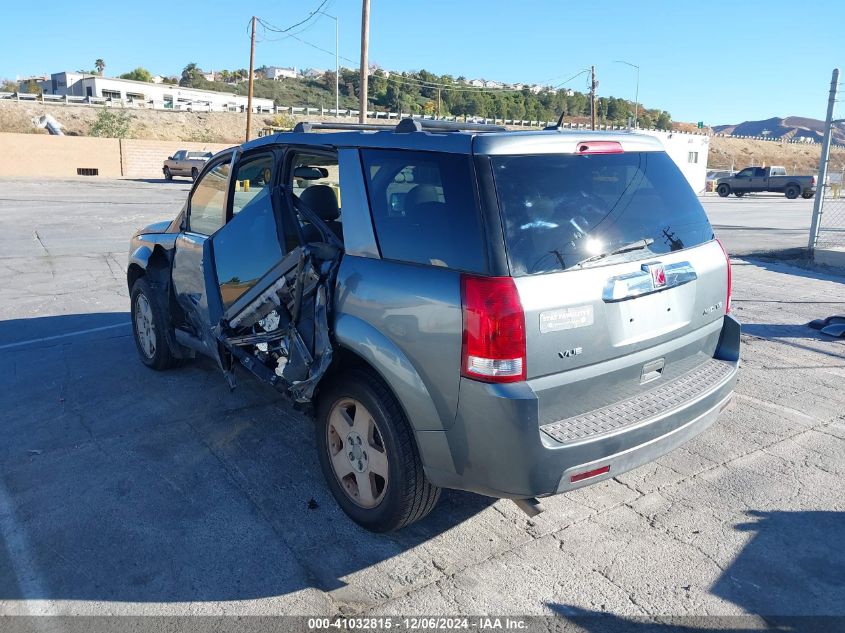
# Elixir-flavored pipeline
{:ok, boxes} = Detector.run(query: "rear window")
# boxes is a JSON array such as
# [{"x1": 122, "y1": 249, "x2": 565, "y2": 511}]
[
  {"x1": 492, "y1": 151, "x2": 713, "y2": 275},
  {"x1": 361, "y1": 149, "x2": 487, "y2": 273}
]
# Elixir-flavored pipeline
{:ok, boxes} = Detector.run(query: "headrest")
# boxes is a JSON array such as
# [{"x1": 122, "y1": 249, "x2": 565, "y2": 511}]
[
  {"x1": 405, "y1": 184, "x2": 441, "y2": 209},
  {"x1": 300, "y1": 185, "x2": 340, "y2": 221}
]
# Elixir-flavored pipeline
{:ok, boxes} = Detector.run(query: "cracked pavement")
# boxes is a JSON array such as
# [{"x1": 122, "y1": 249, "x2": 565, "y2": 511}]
[{"x1": 0, "y1": 179, "x2": 843, "y2": 619}]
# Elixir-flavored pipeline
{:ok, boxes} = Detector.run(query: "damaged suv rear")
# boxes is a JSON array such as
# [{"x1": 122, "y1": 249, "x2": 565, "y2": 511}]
[{"x1": 128, "y1": 119, "x2": 740, "y2": 532}]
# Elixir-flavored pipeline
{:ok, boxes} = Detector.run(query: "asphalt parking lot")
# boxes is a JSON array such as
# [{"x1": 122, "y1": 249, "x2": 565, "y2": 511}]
[
  {"x1": 700, "y1": 194, "x2": 816, "y2": 256},
  {"x1": 1, "y1": 178, "x2": 844, "y2": 623}
]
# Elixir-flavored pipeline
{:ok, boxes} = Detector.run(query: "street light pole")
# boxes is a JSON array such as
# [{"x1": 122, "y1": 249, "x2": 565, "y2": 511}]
[
  {"x1": 615, "y1": 60, "x2": 639, "y2": 129},
  {"x1": 317, "y1": 11, "x2": 339, "y2": 117}
]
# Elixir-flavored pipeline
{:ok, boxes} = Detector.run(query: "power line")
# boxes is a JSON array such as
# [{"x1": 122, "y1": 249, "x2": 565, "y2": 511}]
[{"x1": 256, "y1": 0, "x2": 329, "y2": 34}]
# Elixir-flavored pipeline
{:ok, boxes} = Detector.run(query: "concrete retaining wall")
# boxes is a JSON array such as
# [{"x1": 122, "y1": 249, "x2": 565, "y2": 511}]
[
  {"x1": 119, "y1": 139, "x2": 231, "y2": 178},
  {"x1": 0, "y1": 133, "x2": 123, "y2": 178},
  {"x1": 0, "y1": 133, "x2": 232, "y2": 179}
]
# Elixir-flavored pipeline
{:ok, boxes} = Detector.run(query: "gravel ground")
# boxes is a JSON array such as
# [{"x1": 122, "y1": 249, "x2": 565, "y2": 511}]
[{"x1": 0, "y1": 179, "x2": 843, "y2": 626}]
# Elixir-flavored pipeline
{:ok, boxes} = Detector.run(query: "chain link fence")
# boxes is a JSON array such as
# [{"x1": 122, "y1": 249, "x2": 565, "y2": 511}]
[{"x1": 812, "y1": 69, "x2": 845, "y2": 250}]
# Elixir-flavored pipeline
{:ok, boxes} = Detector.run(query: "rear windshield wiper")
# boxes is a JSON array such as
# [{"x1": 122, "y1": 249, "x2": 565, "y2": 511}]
[{"x1": 574, "y1": 238, "x2": 654, "y2": 268}]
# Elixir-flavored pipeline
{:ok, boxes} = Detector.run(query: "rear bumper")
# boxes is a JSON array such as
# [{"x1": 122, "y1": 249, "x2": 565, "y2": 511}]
[{"x1": 421, "y1": 315, "x2": 740, "y2": 499}]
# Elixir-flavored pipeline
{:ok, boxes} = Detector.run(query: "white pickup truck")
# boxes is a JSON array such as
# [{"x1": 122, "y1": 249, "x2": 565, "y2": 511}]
[{"x1": 162, "y1": 150, "x2": 213, "y2": 181}]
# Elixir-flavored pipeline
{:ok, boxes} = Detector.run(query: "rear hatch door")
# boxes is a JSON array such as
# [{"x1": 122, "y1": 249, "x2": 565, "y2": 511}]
[{"x1": 490, "y1": 146, "x2": 728, "y2": 422}]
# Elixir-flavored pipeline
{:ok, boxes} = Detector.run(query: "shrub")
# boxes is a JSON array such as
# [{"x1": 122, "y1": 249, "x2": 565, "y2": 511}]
[
  {"x1": 89, "y1": 107, "x2": 132, "y2": 138},
  {"x1": 265, "y1": 113, "x2": 295, "y2": 130}
]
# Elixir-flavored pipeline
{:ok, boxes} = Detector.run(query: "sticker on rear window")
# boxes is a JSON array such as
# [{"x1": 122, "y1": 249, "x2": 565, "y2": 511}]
[{"x1": 539, "y1": 305, "x2": 594, "y2": 333}]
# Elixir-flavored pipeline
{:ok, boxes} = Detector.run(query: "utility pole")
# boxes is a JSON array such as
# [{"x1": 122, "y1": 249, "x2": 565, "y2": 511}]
[
  {"x1": 437, "y1": 88, "x2": 441, "y2": 118},
  {"x1": 590, "y1": 65, "x2": 597, "y2": 131},
  {"x1": 358, "y1": 0, "x2": 370, "y2": 124},
  {"x1": 246, "y1": 15, "x2": 256, "y2": 141},
  {"x1": 808, "y1": 67, "x2": 840, "y2": 254},
  {"x1": 334, "y1": 15, "x2": 339, "y2": 117}
]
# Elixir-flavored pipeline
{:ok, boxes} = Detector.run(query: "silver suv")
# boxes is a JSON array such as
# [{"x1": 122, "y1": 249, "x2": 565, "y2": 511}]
[{"x1": 128, "y1": 119, "x2": 739, "y2": 532}]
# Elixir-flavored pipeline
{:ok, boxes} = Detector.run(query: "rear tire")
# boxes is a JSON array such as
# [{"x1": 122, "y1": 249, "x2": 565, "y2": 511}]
[
  {"x1": 717, "y1": 183, "x2": 731, "y2": 197},
  {"x1": 785, "y1": 185, "x2": 800, "y2": 199},
  {"x1": 734, "y1": 191, "x2": 745, "y2": 197},
  {"x1": 316, "y1": 367, "x2": 441, "y2": 532},
  {"x1": 131, "y1": 277, "x2": 179, "y2": 370},
  {"x1": 802, "y1": 191, "x2": 814, "y2": 199},
  {"x1": 191, "y1": 167, "x2": 199, "y2": 181}
]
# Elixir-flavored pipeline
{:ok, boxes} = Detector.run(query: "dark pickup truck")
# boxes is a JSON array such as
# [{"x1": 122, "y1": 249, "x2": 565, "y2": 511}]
[{"x1": 716, "y1": 166, "x2": 815, "y2": 199}]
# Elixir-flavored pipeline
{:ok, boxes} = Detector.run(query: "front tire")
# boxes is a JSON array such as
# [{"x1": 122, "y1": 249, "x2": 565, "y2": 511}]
[
  {"x1": 131, "y1": 277, "x2": 178, "y2": 370},
  {"x1": 717, "y1": 183, "x2": 731, "y2": 197},
  {"x1": 163, "y1": 166, "x2": 172, "y2": 181},
  {"x1": 191, "y1": 167, "x2": 199, "y2": 181},
  {"x1": 316, "y1": 368, "x2": 441, "y2": 532},
  {"x1": 785, "y1": 185, "x2": 800, "y2": 199}
]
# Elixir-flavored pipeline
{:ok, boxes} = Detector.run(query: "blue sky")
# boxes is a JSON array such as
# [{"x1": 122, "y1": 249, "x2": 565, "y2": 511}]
[{"x1": 1, "y1": 0, "x2": 841, "y2": 124}]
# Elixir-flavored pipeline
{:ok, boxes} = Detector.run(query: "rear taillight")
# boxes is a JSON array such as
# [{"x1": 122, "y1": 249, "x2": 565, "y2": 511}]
[
  {"x1": 717, "y1": 239, "x2": 732, "y2": 314},
  {"x1": 811, "y1": 175, "x2": 816, "y2": 186},
  {"x1": 461, "y1": 275, "x2": 526, "y2": 383}
]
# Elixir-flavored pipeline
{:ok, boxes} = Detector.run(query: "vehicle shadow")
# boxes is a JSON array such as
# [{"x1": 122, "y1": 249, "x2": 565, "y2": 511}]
[
  {"x1": 0, "y1": 313, "x2": 494, "y2": 604},
  {"x1": 547, "y1": 510, "x2": 845, "y2": 629},
  {"x1": 122, "y1": 178, "x2": 193, "y2": 186}
]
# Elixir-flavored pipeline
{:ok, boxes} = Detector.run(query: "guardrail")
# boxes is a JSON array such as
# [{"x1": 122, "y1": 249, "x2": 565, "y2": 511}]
[
  {"x1": 8, "y1": 92, "x2": 834, "y2": 146},
  {"x1": 0, "y1": 91, "x2": 699, "y2": 134}
]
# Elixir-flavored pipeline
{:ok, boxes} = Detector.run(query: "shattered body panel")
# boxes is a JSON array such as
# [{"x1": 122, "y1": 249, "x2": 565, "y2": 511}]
[{"x1": 215, "y1": 243, "x2": 341, "y2": 402}]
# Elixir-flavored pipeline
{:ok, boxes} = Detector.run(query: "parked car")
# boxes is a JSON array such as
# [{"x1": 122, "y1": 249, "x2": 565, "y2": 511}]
[
  {"x1": 162, "y1": 150, "x2": 213, "y2": 181},
  {"x1": 705, "y1": 169, "x2": 736, "y2": 192},
  {"x1": 128, "y1": 120, "x2": 740, "y2": 532},
  {"x1": 716, "y1": 166, "x2": 815, "y2": 199}
]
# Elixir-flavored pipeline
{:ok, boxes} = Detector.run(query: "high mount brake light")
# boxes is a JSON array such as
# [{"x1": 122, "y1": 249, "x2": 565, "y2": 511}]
[
  {"x1": 461, "y1": 275, "x2": 526, "y2": 383},
  {"x1": 576, "y1": 141, "x2": 624, "y2": 155}
]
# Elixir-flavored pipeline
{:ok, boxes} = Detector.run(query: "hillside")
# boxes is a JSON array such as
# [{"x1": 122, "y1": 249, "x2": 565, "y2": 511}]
[
  {"x1": 3, "y1": 100, "x2": 843, "y2": 175},
  {"x1": 713, "y1": 116, "x2": 845, "y2": 145},
  {"x1": 707, "y1": 135, "x2": 844, "y2": 174}
]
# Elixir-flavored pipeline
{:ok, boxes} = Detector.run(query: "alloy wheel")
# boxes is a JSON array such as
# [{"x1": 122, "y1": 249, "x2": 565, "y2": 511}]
[
  {"x1": 326, "y1": 398, "x2": 389, "y2": 508},
  {"x1": 134, "y1": 293, "x2": 157, "y2": 359}
]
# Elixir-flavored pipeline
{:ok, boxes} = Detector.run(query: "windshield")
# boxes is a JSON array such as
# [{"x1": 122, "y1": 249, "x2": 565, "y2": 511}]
[{"x1": 492, "y1": 151, "x2": 714, "y2": 275}]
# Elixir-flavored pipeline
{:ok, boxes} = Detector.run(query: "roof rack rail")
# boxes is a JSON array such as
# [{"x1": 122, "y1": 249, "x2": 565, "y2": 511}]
[
  {"x1": 394, "y1": 118, "x2": 507, "y2": 133},
  {"x1": 292, "y1": 121, "x2": 395, "y2": 133},
  {"x1": 289, "y1": 118, "x2": 509, "y2": 135}
]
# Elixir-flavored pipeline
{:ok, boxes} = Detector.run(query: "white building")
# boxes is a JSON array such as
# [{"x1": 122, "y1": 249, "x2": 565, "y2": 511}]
[
  {"x1": 637, "y1": 129, "x2": 710, "y2": 193},
  {"x1": 265, "y1": 66, "x2": 298, "y2": 80},
  {"x1": 32, "y1": 71, "x2": 274, "y2": 112},
  {"x1": 302, "y1": 68, "x2": 326, "y2": 79}
]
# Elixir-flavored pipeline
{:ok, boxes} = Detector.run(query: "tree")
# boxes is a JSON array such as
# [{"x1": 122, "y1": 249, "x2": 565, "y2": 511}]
[
  {"x1": 1, "y1": 79, "x2": 18, "y2": 92},
  {"x1": 180, "y1": 62, "x2": 201, "y2": 87},
  {"x1": 119, "y1": 67, "x2": 152, "y2": 82},
  {"x1": 23, "y1": 79, "x2": 42, "y2": 95},
  {"x1": 655, "y1": 111, "x2": 672, "y2": 130},
  {"x1": 95, "y1": 59, "x2": 105, "y2": 75}
]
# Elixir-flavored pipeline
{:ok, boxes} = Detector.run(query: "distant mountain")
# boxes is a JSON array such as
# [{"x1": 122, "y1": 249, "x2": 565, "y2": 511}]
[{"x1": 713, "y1": 116, "x2": 845, "y2": 145}]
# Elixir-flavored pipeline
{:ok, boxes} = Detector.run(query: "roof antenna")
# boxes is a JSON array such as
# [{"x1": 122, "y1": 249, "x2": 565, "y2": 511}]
[{"x1": 544, "y1": 112, "x2": 565, "y2": 130}]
